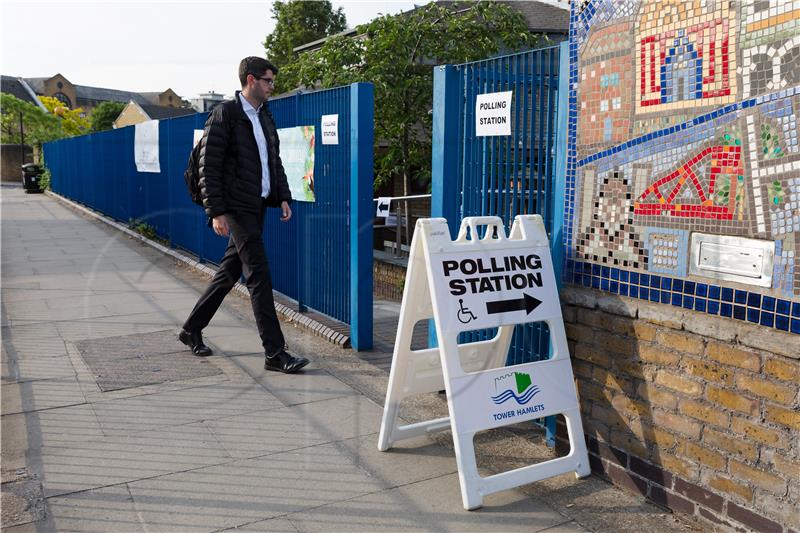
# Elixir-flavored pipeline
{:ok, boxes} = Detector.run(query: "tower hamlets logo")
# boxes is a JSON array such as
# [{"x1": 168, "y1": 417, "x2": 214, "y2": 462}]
[{"x1": 491, "y1": 371, "x2": 540, "y2": 405}]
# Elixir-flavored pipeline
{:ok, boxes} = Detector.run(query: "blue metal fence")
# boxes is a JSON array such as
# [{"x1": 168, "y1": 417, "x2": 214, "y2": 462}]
[
  {"x1": 431, "y1": 44, "x2": 564, "y2": 365},
  {"x1": 431, "y1": 44, "x2": 567, "y2": 445},
  {"x1": 44, "y1": 83, "x2": 374, "y2": 349}
]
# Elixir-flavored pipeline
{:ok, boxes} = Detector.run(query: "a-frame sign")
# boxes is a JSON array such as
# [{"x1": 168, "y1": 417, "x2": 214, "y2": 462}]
[{"x1": 378, "y1": 215, "x2": 590, "y2": 510}]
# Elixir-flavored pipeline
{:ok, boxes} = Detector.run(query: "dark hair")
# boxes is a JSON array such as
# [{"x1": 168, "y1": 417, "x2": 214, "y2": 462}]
[{"x1": 238, "y1": 57, "x2": 278, "y2": 87}]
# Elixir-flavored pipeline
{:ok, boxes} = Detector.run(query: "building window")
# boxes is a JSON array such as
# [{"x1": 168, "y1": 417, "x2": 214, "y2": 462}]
[{"x1": 53, "y1": 92, "x2": 72, "y2": 108}]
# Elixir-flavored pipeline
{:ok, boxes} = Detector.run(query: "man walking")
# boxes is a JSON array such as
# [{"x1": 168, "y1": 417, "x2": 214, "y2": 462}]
[{"x1": 178, "y1": 56, "x2": 309, "y2": 374}]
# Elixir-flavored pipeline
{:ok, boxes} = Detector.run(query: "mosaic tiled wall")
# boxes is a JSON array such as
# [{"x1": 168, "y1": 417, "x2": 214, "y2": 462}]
[{"x1": 566, "y1": 0, "x2": 800, "y2": 335}]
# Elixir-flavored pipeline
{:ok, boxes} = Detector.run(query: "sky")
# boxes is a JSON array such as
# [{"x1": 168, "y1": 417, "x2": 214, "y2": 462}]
[{"x1": 0, "y1": 0, "x2": 416, "y2": 100}]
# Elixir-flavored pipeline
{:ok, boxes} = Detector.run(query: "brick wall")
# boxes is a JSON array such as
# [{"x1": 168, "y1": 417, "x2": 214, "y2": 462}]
[
  {"x1": 373, "y1": 258, "x2": 405, "y2": 302},
  {"x1": 557, "y1": 286, "x2": 799, "y2": 532}
]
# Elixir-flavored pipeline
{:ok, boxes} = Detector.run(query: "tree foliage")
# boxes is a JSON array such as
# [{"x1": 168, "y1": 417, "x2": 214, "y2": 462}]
[
  {"x1": 263, "y1": 0, "x2": 347, "y2": 92},
  {"x1": 0, "y1": 93, "x2": 62, "y2": 147},
  {"x1": 90, "y1": 101, "x2": 126, "y2": 132},
  {"x1": 286, "y1": 1, "x2": 542, "y2": 192},
  {"x1": 39, "y1": 96, "x2": 90, "y2": 137}
]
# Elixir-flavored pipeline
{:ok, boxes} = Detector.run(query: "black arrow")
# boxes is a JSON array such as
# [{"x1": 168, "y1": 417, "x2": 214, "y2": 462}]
[
  {"x1": 377, "y1": 202, "x2": 389, "y2": 214},
  {"x1": 485, "y1": 293, "x2": 542, "y2": 315}
]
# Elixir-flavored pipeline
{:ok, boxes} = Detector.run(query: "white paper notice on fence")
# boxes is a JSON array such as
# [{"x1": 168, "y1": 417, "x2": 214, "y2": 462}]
[
  {"x1": 134, "y1": 120, "x2": 160, "y2": 173},
  {"x1": 193, "y1": 129, "x2": 204, "y2": 148},
  {"x1": 277, "y1": 125, "x2": 315, "y2": 202},
  {"x1": 321, "y1": 114, "x2": 339, "y2": 145},
  {"x1": 475, "y1": 91, "x2": 513, "y2": 137}
]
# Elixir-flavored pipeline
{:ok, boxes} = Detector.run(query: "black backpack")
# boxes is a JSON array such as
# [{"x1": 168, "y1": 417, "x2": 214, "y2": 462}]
[{"x1": 184, "y1": 140, "x2": 204, "y2": 206}]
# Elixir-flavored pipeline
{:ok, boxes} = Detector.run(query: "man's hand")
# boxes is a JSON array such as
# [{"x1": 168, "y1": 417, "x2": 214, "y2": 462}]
[
  {"x1": 212, "y1": 215, "x2": 230, "y2": 237},
  {"x1": 280, "y1": 201, "x2": 292, "y2": 222}
]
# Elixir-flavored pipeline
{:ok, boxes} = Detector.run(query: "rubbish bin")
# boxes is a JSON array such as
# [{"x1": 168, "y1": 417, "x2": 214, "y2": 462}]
[{"x1": 21, "y1": 164, "x2": 43, "y2": 194}]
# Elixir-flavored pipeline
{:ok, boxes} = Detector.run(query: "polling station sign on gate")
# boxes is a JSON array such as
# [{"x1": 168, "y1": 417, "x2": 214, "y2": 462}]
[{"x1": 475, "y1": 91, "x2": 512, "y2": 136}]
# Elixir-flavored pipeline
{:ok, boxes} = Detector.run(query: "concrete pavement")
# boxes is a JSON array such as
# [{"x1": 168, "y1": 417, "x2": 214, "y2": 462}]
[{"x1": 1, "y1": 184, "x2": 699, "y2": 532}]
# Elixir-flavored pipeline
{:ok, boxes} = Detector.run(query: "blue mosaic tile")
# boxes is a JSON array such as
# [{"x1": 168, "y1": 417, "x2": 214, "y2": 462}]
[
  {"x1": 721, "y1": 303, "x2": 733, "y2": 318},
  {"x1": 661, "y1": 278, "x2": 671, "y2": 290},
  {"x1": 673, "y1": 279, "x2": 684, "y2": 293},
  {"x1": 610, "y1": 281, "x2": 619, "y2": 293},
  {"x1": 792, "y1": 319, "x2": 800, "y2": 335},
  {"x1": 660, "y1": 291, "x2": 670, "y2": 304},
  {"x1": 747, "y1": 293, "x2": 761, "y2": 308},
  {"x1": 696, "y1": 284, "x2": 708, "y2": 298},
  {"x1": 683, "y1": 296, "x2": 694, "y2": 309},
  {"x1": 777, "y1": 300, "x2": 791, "y2": 315},
  {"x1": 619, "y1": 284, "x2": 629, "y2": 297},
  {"x1": 671, "y1": 293, "x2": 682, "y2": 306},
  {"x1": 640, "y1": 274, "x2": 650, "y2": 287},
  {"x1": 721, "y1": 288, "x2": 733, "y2": 302},
  {"x1": 776, "y1": 315, "x2": 790, "y2": 331},
  {"x1": 708, "y1": 286, "x2": 720, "y2": 300},
  {"x1": 760, "y1": 313, "x2": 775, "y2": 327},
  {"x1": 763, "y1": 296, "x2": 776, "y2": 312},
  {"x1": 684, "y1": 281, "x2": 696, "y2": 295},
  {"x1": 793, "y1": 303, "x2": 800, "y2": 317},
  {"x1": 735, "y1": 290, "x2": 747, "y2": 305},
  {"x1": 630, "y1": 285, "x2": 639, "y2": 298},
  {"x1": 601, "y1": 278, "x2": 610, "y2": 291},
  {"x1": 650, "y1": 276, "x2": 661, "y2": 289},
  {"x1": 747, "y1": 308, "x2": 760, "y2": 323},
  {"x1": 708, "y1": 301, "x2": 720, "y2": 315},
  {"x1": 640, "y1": 287, "x2": 649, "y2": 300},
  {"x1": 695, "y1": 298, "x2": 707, "y2": 313},
  {"x1": 734, "y1": 306, "x2": 747, "y2": 321}
]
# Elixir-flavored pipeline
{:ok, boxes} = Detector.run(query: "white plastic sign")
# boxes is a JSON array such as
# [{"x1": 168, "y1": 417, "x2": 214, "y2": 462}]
[
  {"x1": 431, "y1": 247, "x2": 561, "y2": 332},
  {"x1": 376, "y1": 197, "x2": 391, "y2": 218},
  {"x1": 378, "y1": 215, "x2": 589, "y2": 511},
  {"x1": 475, "y1": 91, "x2": 512, "y2": 136},
  {"x1": 321, "y1": 114, "x2": 339, "y2": 145}
]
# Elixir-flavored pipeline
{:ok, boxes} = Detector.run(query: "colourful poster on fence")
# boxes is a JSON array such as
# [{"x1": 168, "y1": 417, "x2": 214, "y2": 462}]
[{"x1": 277, "y1": 125, "x2": 315, "y2": 202}]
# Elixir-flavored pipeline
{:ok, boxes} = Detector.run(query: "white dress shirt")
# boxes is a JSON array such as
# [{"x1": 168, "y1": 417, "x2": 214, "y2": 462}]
[{"x1": 240, "y1": 95, "x2": 271, "y2": 199}]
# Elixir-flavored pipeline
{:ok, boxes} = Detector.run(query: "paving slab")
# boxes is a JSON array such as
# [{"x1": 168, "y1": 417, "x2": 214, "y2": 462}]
[
  {"x1": 289, "y1": 395, "x2": 384, "y2": 443},
  {"x1": 284, "y1": 473, "x2": 574, "y2": 532},
  {"x1": 42, "y1": 484, "x2": 146, "y2": 533},
  {"x1": 127, "y1": 443, "x2": 385, "y2": 532},
  {"x1": 1, "y1": 376, "x2": 87, "y2": 415},
  {"x1": 329, "y1": 434, "x2": 458, "y2": 490},
  {"x1": 38, "y1": 422, "x2": 232, "y2": 497},
  {"x1": 233, "y1": 354, "x2": 359, "y2": 406},
  {"x1": 1, "y1": 404, "x2": 104, "y2": 453},
  {"x1": 1, "y1": 355, "x2": 76, "y2": 383},
  {"x1": 90, "y1": 382, "x2": 283, "y2": 434}
]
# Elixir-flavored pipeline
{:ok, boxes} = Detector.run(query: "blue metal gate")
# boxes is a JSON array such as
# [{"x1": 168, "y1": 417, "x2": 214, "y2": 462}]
[
  {"x1": 44, "y1": 83, "x2": 374, "y2": 349},
  {"x1": 431, "y1": 43, "x2": 569, "y2": 445}
]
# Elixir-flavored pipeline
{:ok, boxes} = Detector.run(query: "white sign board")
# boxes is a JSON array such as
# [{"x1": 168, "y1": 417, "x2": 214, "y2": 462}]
[
  {"x1": 430, "y1": 247, "x2": 561, "y2": 333},
  {"x1": 378, "y1": 215, "x2": 589, "y2": 511},
  {"x1": 475, "y1": 91, "x2": 512, "y2": 137},
  {"x1": 376, "y1": 197, "x2": 391, "y2": 218},
  {"x1": 321, "y1": 114, "x2": 339, "y2": 145},
  {"x1": 193, "y1": 129, "x2": 204, "y2": 148},
  {"x1": 134, "y1": 120, "x2": 160, "y2": 173}
]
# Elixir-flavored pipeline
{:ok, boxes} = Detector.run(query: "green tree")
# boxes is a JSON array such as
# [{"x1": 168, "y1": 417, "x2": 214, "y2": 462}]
[
  {"x1": 263, "y1": 0, "x2": 347, "y2": 92},
  {"x1": 0, "y1": 93, "x2": 63, "y2": 149},
  {"x1": 90, "y1": 101, "x2": 126, "y2": 132},
  {"x1": 288, "y1": 1, "x2": 540, "y2": 193}
]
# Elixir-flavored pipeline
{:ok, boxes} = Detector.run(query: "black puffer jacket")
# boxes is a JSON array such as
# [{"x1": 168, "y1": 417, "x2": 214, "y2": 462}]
[{"x1": 198, "y1": 91, "x2": 292, "y2": 218}]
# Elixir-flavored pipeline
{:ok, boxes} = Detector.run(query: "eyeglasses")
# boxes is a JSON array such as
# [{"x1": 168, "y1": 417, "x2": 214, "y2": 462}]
[{"x1": 256, "y1": 76, "x2": 275, "y2": 86}]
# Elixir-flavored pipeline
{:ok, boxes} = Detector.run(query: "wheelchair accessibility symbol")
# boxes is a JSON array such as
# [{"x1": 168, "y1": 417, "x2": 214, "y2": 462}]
[{"x1": 457, "y1": 299, "x2": 477, "y2": 324}]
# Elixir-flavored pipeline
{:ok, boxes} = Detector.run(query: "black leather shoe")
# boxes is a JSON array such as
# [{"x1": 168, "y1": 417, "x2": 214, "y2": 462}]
[
  {"x1": 264, "y1": 350, "x2": 309, "y2": 374},
  {"x1": 178, "y1": 329, "x2": 213, "y2": 357}
]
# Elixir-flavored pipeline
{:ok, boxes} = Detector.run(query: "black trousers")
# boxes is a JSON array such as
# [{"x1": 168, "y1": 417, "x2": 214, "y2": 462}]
[{"x1": 182, "y1": 205, "x2": 285, "y2": 355}]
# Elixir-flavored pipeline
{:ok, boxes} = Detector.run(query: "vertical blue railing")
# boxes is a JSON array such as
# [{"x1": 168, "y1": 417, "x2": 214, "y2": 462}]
[
  {"x1": 44, "y1": 83, "x2": 374, "y2": 349},
  {"x1": 430, "y1": 43, "x2": 566, "y2": 445}
]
